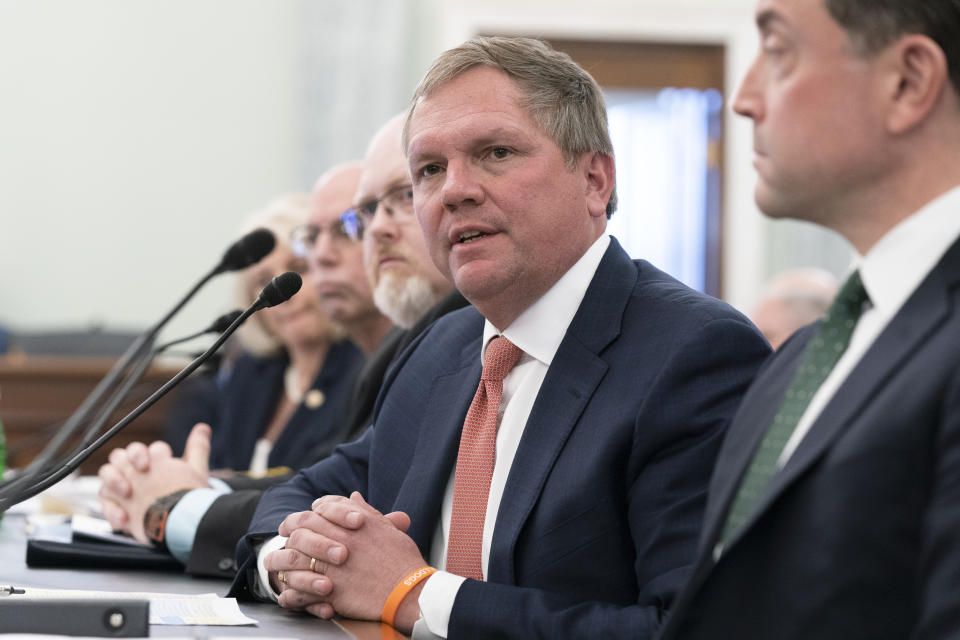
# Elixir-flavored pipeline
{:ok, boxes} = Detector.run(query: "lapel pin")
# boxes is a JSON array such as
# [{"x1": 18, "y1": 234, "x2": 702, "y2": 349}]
[{"x1": 305, "y1": 389, "x2": 325, "y2": 409}]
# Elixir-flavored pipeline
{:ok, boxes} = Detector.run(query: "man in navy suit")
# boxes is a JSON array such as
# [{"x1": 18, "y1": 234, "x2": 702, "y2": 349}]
[
  {"x1": 659, "y1": 1, "x2": 960, "y2": 638},
  {"x1": 234, "y1": 36, "x2": 769, "y2": 638}
]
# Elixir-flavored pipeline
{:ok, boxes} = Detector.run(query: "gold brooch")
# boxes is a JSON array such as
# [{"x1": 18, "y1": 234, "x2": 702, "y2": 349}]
[{"x1": 304, "y1": 389, "x2": 325, "y2": 409}]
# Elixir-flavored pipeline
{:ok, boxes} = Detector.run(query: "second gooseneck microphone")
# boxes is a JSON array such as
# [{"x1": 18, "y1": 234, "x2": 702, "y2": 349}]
[
  {"x1": 0, "y1": 271, "x2": 302, "y2": 510},
  {"x1": 0, "y1": 228, "x2": 279, "y2": 505}
]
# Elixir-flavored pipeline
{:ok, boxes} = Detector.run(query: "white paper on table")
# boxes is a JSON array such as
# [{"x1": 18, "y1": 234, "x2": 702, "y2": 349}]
[
  {"x1": 149, "y1": 598, "x2": 257, "y2": 626},
  {"x1": 70, "y1": 514, "x2": 150, "y2": 547},
  {"x1": 6, "y1": 475, "x2": 102, "y2": 517}
]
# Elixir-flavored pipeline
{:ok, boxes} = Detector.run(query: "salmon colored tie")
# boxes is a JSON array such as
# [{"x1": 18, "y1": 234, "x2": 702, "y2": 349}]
[{"x1": 445, "y1": 336, "x2": 522, "y2": 580}]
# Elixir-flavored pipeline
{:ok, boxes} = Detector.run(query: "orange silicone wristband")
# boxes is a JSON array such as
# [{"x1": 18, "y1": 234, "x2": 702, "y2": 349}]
[{"x1": 381, "y1": 566, "x2": 437, "y2": 627}]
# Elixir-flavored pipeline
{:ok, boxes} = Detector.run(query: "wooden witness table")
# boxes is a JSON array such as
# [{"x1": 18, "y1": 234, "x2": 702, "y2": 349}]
[{"x1": 0, "y1": 354, "x2": 181, "y2": 473}]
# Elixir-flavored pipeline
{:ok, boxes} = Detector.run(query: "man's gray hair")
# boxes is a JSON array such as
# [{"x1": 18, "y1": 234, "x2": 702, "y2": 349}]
[{"x1": 402, "y1": 36, "x2": 618, "y2": 218}]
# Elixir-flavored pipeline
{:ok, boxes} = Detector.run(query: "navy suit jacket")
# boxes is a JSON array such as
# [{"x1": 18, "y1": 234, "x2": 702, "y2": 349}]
[
  {"x1": 233, "y1": 239, "x2": 769, "y2": 638},
  {"x1": 659, "y1": 237, "x2": 960, "y2": 639},
  {"x1": 208, "y1": 340, "x2": 364, "y2": 471}
]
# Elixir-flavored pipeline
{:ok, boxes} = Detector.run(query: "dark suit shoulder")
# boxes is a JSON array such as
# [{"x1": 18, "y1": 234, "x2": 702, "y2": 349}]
[
  {"x1": 388, "y1": 304, "x2": 484, "y2": 371},
  {"x1": 630, "y1": 259, "x2": 754, "y2": 326},
  {"x1": 335, "y1": 293, "x2": 471, "y2": 446},
  {"x1": 565, "y1": 243, "x2": 763, "y2": 367}
]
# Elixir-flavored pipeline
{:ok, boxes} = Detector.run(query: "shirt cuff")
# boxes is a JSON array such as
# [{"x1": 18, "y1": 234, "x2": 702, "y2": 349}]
[
  {"x1": 254, "y1": 535, "x2": 289, "y2": 602},
  {"x1": 165, "y1": 483, "x2": 232, "y2": 564},
  {"x1": 416, "y1": 570, "x2": 466, "y2": 638},
  {"x1": 412, "y1": 618, "x2": 445, "y2": 640},
  {"x1": 207, "y1": 477, "x2": 232, "y2": 493}
]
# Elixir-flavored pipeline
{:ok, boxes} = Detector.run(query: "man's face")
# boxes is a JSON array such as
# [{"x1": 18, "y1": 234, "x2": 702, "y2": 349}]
[
  {"x1": 733, "y1": 0, "x2": 890, "y2": 225},
  {"x1": 359, "y1": 117, "x2": 452, "y2": 328},
  {"x1": 307, "y1": 171, "x2": 378, "y2": 325},
  {"x1": 405, "y1": 66, "x2": 609, "y2": 328}
]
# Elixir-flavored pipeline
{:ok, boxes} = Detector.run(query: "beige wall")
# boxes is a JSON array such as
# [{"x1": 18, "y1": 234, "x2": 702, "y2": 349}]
[
  {"x1": 0, "y1": 0, "x2": 850, "y2": 342},
  {"x1": 0, "y1": 0, "x2": 307, "y2": 338}
]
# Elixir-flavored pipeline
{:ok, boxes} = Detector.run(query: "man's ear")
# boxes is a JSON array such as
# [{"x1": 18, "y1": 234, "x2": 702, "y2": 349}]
[
  {"x1": 884, "y1": 34, "x2": 949, "y2": 134},
  {"x1": 582, "y1": 152, "x2": 616, "y2": 219}
]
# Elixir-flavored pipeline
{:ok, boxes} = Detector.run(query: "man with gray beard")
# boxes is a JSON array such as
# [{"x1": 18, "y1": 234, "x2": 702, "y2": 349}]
[
  {"x1": 97, "y1": 115, "x2": 467, "y2": 578},
  {"x1": 362, "y1": 116, "x2": 454, "y2": 329},
  {"x1": 326, "y1": 113, "x2": 466, "y2": 457}
]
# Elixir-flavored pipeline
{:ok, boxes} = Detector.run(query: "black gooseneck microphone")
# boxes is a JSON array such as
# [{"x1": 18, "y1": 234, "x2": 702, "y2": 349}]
[
  {"x1": 153, "y1": 309, "x2": 244, "y2": 354},
  {"x1": 0, "y1": 272, "x2": 301, "y2": 510},
  {"x1": 256, "y1": 270, "x2": 303, "y2": 308},
  {"x1": 0, "y1": 229, "x2": 277, "y2": 502},
  {"x1": 140, "y1": 227, "x2": 276, "y2": 346},
  {"x1": 1, "y1": 309, "x2": 245, "y2": 468},
  {"x1": 214, "y1": 228, "x2": 275, "y2": 275}
]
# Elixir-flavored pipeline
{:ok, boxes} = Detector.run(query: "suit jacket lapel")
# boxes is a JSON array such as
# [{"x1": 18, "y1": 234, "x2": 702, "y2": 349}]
[
  {"x1": 395, "y1": 322, "x2": 483, "y2": 556},
  {"x1": 487, "y1": 239, "x2": 635, "y2": 583},
  {"x1": 699, "y1": 341, "x2": 806, "y2": 548},
  {"x1": 720, "y1": 242, "x2": 960, "y2": 552}
]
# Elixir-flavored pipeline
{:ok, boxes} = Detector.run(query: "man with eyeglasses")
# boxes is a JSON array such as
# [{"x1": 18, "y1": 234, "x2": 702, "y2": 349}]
[
  {"x1": 285, "y1": 116, "x2": 466, "y2": 480},
  {"x1": 325, "y1": 115, "x2": 468, "y2": 455},
  {"x1": 289, "y1": 166, "x2": 395, "y2": 356},
  {"x1": 347, "y1": 113, "x2": 459, "y2": 334},
  {"x1": 97, "y1": 139, "x2": 466, "y2": 577}
]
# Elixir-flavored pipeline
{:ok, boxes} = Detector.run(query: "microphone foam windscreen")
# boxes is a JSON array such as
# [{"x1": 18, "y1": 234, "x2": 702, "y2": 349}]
[
  {"x1": 258, "y1": 272, "x2": 302, "y2": 308},
  {"x1": 220, "y1": 228, "x2": 276, "y2": 272}
]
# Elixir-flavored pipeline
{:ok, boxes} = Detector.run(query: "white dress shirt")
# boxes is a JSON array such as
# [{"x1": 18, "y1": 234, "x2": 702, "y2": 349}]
[
  {"x1": 416, "y1": 234, "x2": 610, "y2": 637},
  {"x1": 779, "y1": 185, "x2": 960, "y2": 465}
]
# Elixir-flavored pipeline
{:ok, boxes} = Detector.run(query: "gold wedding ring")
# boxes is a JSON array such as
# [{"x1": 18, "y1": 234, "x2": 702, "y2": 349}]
[
  {"x1": 309, "y1": 557, "x2": 317, "y2": 572},
  {"x1": 278, "y1": 570, "x2": 286, "y2": 585}
]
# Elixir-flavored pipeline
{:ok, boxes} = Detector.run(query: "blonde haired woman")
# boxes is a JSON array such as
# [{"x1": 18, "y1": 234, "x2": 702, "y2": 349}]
[{"x1": 166, "y1": 194, "x2": 363, "y2": 474}]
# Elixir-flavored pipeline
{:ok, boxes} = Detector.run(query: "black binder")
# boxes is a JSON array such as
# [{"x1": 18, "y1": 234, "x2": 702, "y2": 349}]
[{"x1": 26, "y1": 537, "x2": 183, "y2": 571}]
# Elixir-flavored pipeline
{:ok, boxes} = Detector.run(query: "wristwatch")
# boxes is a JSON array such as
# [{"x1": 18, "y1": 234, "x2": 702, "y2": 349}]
[{"x1": 143, "y1": 489, "x2": 189, "y2": 549}]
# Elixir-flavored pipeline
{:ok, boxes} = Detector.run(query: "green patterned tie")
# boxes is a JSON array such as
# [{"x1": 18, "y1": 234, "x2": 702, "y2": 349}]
[{"x1": 720, "y1": 270, "x2": 869, "y2": 545}]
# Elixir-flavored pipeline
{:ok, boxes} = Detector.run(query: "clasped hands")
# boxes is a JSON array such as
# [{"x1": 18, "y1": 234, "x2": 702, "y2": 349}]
[
  {"x1": 266, "y1": 491, "x2": 428, "y2": 633},
  {"x1": 97, "y1": 422, "x2": 213, "y2": 543}
]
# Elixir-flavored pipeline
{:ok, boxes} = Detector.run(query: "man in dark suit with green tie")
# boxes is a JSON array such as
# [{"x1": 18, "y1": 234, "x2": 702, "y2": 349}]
[{"x1": 660, "y1": 1, "x2": 960, "y2": 638}]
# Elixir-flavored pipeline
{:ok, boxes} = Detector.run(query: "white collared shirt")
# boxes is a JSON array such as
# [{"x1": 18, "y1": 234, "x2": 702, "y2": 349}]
[
  {"x1": 779, "y1": 185, "x2": 960, "y2": 465},
  {"x1": 416, "y1": 234, "x2": 611, "y2": 637}
]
